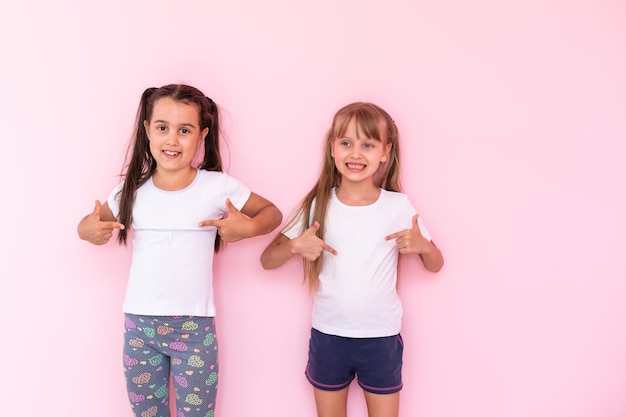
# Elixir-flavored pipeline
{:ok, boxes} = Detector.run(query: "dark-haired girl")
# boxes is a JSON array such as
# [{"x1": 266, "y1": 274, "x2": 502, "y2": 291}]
[{"x1": 78, "y1": 84, "x2": 282, "y2": 417}]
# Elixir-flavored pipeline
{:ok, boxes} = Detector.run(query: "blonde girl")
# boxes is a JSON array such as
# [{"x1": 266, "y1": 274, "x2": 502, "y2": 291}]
[{"x1": 261, "y1": 102, "x2": 443, "y2": 417}]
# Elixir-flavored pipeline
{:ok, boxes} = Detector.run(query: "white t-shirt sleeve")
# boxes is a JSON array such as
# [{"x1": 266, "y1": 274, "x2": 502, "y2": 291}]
[
  {"x1": 106, "y1": 182, "x2": 124, "y2": 219},
  {"x1": 416, "y1": 215, "x2": 432, "y2": 241},
  {"x1": 281, "y1": 198, "x2": 318, "y2": 240},
  {"x1": 281, "y1": 211, "x2": 306, "y2": 240},
  {"x1": 217, "y1": 173, "x2": 252, "y2": 213},
  {"x1": 403, "y1": 194, "x2": 432, "y2": 241}
]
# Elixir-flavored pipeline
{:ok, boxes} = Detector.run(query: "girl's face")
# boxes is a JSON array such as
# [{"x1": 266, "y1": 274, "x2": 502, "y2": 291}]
[
  {"x1": 144, "y1": 97, "x2": 208, "y2": 176},
  {"x1": 331, "y1": 118, "x2": 391, "y2": 187}
]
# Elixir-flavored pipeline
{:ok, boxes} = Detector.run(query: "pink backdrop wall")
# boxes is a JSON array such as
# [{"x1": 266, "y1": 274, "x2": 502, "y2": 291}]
[{"x1": 1, "y1": 1, "x2": 625, "y2": 416}]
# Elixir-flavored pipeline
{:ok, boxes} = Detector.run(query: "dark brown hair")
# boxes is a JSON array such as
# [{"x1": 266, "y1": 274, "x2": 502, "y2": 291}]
[{"x1": 116, "y1": 84, "x2": 224, "y2": 251}]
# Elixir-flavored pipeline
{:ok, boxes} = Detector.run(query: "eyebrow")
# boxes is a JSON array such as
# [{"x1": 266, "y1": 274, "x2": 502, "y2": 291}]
[
  {"x1": 152, "y1": 120, "x2": 197, "y2": 128},
  {"x1": 338, "y1": 135, "x2": 379, "y2": 141}
]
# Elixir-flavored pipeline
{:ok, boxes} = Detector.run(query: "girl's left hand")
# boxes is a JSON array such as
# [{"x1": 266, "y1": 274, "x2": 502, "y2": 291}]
[
  {"x1": 199, "y1": 198, "x2": 252, "y2": 242},
  {"x1": 385, "y1": 214, "x2": 431, "y2": 255}
]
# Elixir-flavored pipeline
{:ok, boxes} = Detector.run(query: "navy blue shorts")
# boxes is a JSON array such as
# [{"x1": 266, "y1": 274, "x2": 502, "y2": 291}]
[{"x1": 305, "y1": 328, "x2": 404, "y2": 394}]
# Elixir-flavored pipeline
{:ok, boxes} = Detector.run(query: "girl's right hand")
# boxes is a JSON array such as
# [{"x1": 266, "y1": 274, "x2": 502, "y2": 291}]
[
  {"x1": 260, "y1": 221, "x2": 336, "y2": 270},
  {"x1": 77, "y1": 200, "x2": 125, "y2": 245},
  {"x1": 291, "y1": 221, "x2": 337, "y2": 261}
]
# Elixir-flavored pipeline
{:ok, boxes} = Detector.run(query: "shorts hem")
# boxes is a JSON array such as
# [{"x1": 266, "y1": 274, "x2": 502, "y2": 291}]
[
  {"x1": 358, "y1": 381, "x2": 403, "y2": 394},
  {"x1": 305, "y1": 366, "x2": 353, "y2": 391}
]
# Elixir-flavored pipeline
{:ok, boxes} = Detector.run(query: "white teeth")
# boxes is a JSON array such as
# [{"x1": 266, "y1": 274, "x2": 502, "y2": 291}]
[
  {"x1": 164, "y1": 150, "x2": 178, "y2": 156},
  {"x1": 347, "y1": 163, "x2": 364, "y2": 169}
]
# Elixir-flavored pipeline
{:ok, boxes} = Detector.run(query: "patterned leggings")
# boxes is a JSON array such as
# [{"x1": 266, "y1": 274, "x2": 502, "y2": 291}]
[{"x1": 123, "y1": 314, "x2": 219, "y2": 417}]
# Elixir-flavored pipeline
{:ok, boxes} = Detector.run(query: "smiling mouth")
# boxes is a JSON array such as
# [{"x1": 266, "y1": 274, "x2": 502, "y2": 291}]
[
  {"x1": 163, "y1": 150, "x2": 180, "y2": 157},
  {"x1": 346, "y1": 163, "x2": 365, "y2": 170}
]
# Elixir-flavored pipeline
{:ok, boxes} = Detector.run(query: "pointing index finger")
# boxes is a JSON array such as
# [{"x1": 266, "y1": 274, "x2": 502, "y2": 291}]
[
  {"x1": 102, "y1": 221, "x2": 125, "y2": 230},
  {"x1": 323, "y1": 242, "x2": 337, "y2": 255},
  {"x1": 385, "y1": 230, "x2": 404, "y2": 241},
  {"x1": 199, "y1": 219, "x2": 222, "y2": 228}
]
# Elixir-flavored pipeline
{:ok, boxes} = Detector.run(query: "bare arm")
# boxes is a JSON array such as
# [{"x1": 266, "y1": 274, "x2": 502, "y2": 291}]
[
  {"x1": 260, "y1": 233, "x2": 297, "y2": 270},
  {"x1": 417, "y1": 240, "x2": 444, "y2": 273},
  {"x1": 239, "y1": 192, "x2": 283, "y2": 237}
]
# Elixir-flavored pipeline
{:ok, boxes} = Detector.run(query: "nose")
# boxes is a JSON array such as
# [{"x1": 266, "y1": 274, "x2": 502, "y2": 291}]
[
  {"x1": 165, "y1": 132, "x2": 179, "y2": 146},
  {"x1": 349, "y1": 146, "x2": 362, "y2": 158}
]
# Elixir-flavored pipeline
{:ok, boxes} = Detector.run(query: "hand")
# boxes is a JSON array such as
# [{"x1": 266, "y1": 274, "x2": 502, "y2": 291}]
[
  {"x1": 199, "y1": 198, "x2": 252, "y2": 242},
  {"x1": 385, "y1": 214, "x2": 430, "y2": 255},
  {"x1": 78, "y1": 200, "x2": 125, "y2": 245},
  {"x1": 292, "y1": 221, "x2": 337, "y2": 261}
]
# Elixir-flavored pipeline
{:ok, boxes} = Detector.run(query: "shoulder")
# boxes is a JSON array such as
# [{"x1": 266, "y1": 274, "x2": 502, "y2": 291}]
[
  {"x1": 378, "y1": 189, "x2": 416, "y2": 218},
  {"x1": 194, "y1": 170, "x2": 242, "y2": 186},
  {"x1": 111, "y1": 180, "x2": 125, "y2": 194},
  {"x1": 195, "y1": 170, "x2": 250, "y2": 202},
  {"x1": 379, "y1": 189, "x2": 410, "y2": 204},
  {"x1": 195, "y1": 169, "x2": 223, "y2": 181}
]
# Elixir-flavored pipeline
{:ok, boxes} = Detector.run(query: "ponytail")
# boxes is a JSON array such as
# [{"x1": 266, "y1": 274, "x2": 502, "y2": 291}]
[
  {"x1": 200, "y1": 96, "x2": 224, "y2": 252},
  {"x1": 198, "y1": 96, "x2": 222, "y2": 172},
  {"x1": 115, "y1": 85, "x2": 226, "y2": 252},
  {"x1": 116, "y1": 87, "x2": 158, "y2": 245}
]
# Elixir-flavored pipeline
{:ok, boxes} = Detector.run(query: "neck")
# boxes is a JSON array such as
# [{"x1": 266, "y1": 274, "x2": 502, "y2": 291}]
[
  {"x1": 335, "y1": 181, "x2": 380, "y2": 206},
  {"x1": 152, "y1": 167, "x2": 197, "y2": 191}
]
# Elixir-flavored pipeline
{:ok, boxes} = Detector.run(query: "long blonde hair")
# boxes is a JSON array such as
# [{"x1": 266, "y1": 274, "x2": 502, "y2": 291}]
[{"x1": 288, "y1": 102, "x2": 402, "y2": 291}]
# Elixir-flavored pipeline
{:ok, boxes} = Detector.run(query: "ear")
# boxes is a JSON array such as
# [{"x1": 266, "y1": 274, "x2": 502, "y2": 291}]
[
  {"x1": 380, "y1": 143, "x2": 392, "y2": 163},
  {"x1": 143, "y1": 120, "x2": 150, "y2": 140},
  {"x1": 330, "y1": 141, "x2": 335, "y2": 158},
  {"x1": 200, "y1": 127, "x2": 209, "y2": 148}
]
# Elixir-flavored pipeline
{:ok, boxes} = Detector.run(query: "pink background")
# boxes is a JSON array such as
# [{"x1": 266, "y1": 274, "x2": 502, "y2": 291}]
[{"x1": 1, "y1": 1, "x2": 625, "y2": 416}]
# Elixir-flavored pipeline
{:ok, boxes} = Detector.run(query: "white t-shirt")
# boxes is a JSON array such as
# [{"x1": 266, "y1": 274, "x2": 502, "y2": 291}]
[
  {"x1": 283, "y1": 188, "x2": 431, "y2": 338},
  {"x1": 108, "y1": 169, "x2": 251, "y2": 316}
]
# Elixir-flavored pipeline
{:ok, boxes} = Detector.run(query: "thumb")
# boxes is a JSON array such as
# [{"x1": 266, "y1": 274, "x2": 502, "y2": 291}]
[
  {"x1": 411, "y1": 214, "x2": 425, "y2": 239},
  {"x1": 92, "y1": 200, "x2": 102, "y2": 219},
  {"x1": 307, "y1": 221, "x2": 320, "y2": 235},
  {"x1": 412, "y1": 214, "x2": 420, "y2": 229},
  {"x1": 225, "y1": 198, "x2": 238, "y2": 213}
]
